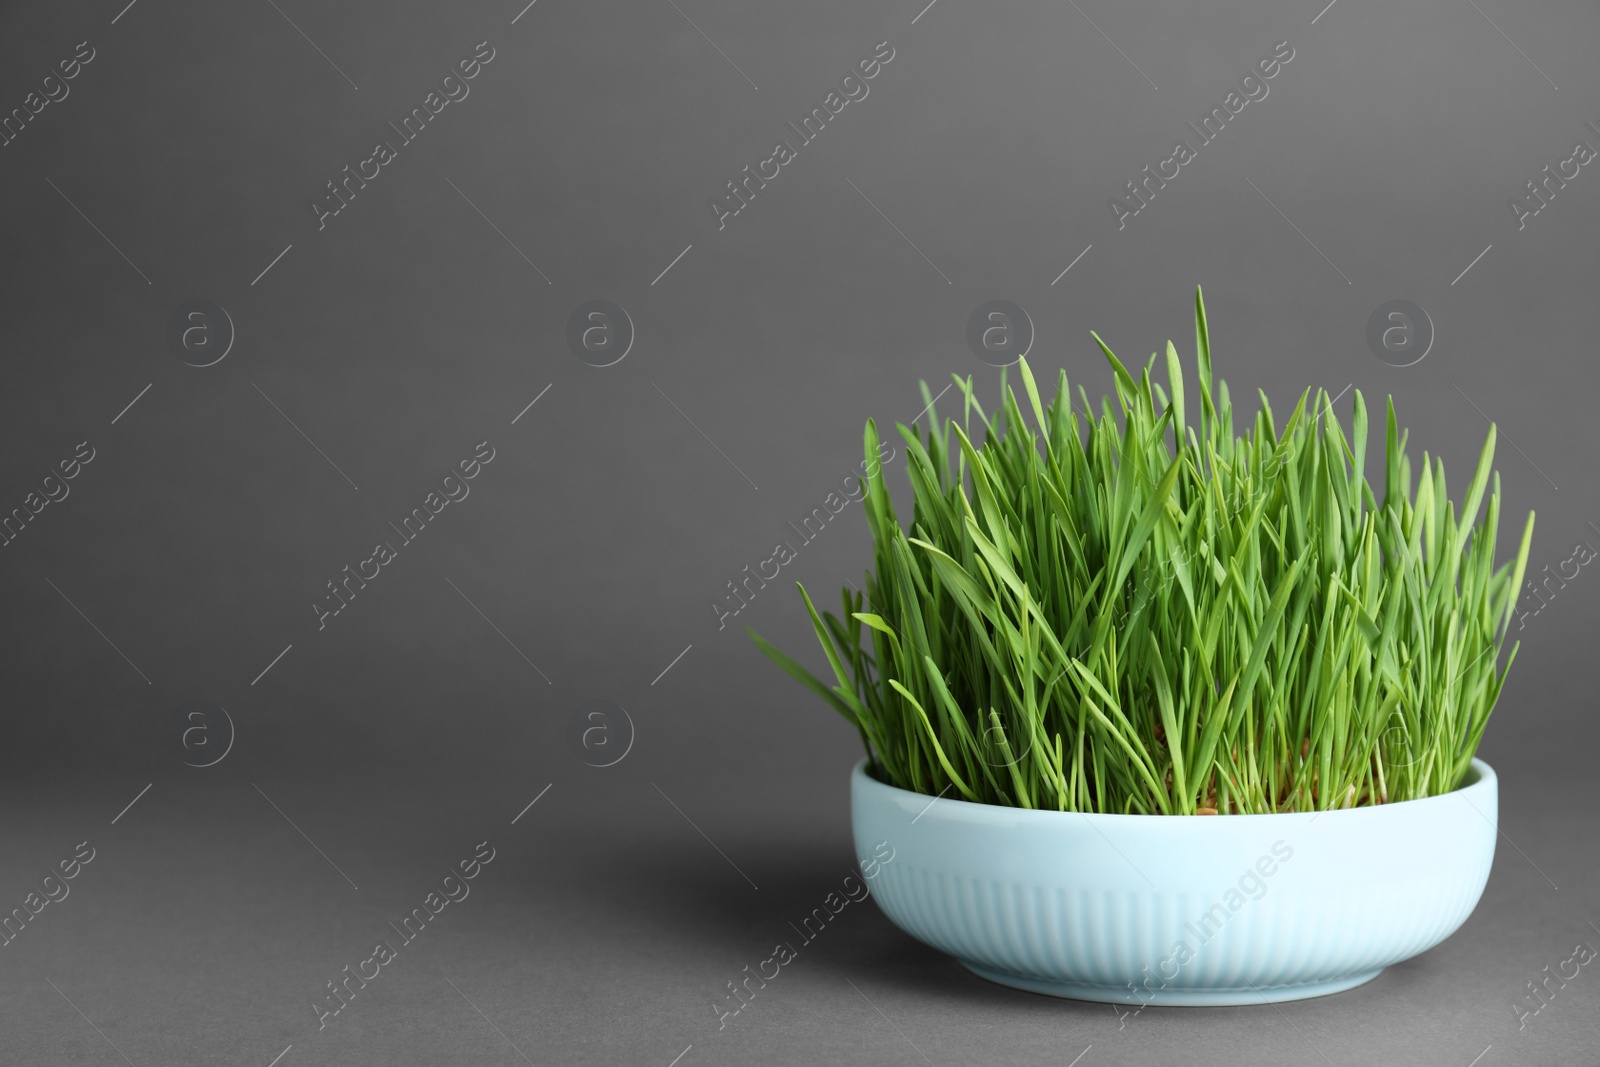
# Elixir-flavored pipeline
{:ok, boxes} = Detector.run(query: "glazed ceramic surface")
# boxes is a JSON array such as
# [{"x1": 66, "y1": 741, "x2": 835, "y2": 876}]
[{"x1": 851, "y1": 758, "x2": 1497, "y2": 1005}]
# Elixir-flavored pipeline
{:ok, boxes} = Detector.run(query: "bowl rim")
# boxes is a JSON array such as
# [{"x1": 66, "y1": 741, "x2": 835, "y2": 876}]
[{"x1": 852, "y1": 755, "x2": 1496, "y2": 826}]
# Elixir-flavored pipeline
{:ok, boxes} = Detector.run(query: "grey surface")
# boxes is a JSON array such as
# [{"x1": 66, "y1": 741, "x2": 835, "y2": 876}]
[{"x1": 0, "y1": 0, "x2": 1597, "y2": 1063}]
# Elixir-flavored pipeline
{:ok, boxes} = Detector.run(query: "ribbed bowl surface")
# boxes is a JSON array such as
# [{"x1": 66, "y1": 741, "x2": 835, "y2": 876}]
[{"x1": 851, "y1": 759, "x2": 1496, "y2": 1004}]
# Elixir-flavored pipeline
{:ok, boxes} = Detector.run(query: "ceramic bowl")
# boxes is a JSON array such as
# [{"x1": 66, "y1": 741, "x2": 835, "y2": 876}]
[{"x1": 851, "y1": 757, "x2": 1497, "y2": 1004}]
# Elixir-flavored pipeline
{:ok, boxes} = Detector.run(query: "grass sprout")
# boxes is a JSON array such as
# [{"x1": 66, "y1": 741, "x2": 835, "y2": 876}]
[{"x1": 751, "y1": 289, "x2": 1534, "y2": 814}]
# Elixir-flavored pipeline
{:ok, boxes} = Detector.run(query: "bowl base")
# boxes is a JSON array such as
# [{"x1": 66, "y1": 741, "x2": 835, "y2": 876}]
[{"x1": 961, "y1": 962, "x2": 1384, "y2": 1006}]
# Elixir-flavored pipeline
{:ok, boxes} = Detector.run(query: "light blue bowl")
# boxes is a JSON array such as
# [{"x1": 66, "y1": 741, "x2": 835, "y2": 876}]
[{"x1": 851, "y1": 758, "x2": 1496, "y2": 1005}]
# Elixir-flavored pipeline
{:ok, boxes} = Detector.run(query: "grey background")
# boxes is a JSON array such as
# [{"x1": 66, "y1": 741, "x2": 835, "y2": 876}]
[{"x1": 0, "y1": 0, "x2": 1596, "y2": 1063}]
